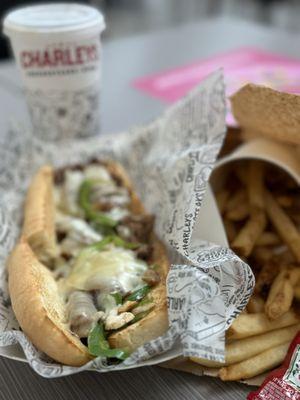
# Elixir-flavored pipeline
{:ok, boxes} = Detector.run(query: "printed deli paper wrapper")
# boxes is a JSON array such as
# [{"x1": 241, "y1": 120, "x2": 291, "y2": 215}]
[
  {"x1": 170, "y1": 136, "x2": 300, "y2": 386},
  {"x1": 0, "y1": 71, "x2": 254, "y2": 378}
]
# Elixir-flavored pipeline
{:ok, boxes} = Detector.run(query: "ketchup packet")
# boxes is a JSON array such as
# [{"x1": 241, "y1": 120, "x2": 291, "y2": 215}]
[{"x1": 248, "y1": 332, "x2": 300, "y2": 400}]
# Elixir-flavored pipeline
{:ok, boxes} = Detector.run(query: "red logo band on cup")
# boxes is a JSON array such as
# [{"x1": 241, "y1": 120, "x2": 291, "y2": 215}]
[{"x1": 20, "y1": 45, "x2": 99, "y2": 69}]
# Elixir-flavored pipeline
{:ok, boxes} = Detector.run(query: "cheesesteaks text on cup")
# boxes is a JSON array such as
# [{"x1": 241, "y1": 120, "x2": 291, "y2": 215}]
[{"x1": 3, "y1": 3, "x2": 105, "y2": 140}]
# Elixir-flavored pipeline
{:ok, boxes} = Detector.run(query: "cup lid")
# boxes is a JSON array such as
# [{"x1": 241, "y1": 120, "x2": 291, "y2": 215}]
[{"x1": 3, "y1": 3, "x2": 105, "y2": 36}]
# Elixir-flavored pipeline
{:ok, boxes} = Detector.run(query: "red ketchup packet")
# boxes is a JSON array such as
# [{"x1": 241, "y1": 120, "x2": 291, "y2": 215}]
[{"x1": 248, "y1": 332, "x2": 300, "y2": 399}]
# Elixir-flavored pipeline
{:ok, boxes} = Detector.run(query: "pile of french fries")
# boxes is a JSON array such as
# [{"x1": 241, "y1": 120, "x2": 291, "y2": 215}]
[{"x1": 193, "y1": 160, "x2": 300, "y2": 381}]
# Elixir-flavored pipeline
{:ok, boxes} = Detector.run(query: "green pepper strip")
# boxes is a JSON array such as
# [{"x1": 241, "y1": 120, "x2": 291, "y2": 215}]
[
  {"x1": 111, "y1": 235, "x2": 140, "y2": 250},
  {"x1": 131, "y1": 309, "x2": 152, "y2": 324},
  {"x1": 87, "y1": 235, "x2": 140, "y2": 252},
  {"x1": 88, "y1": 236, "x2": 115, "y2": 251},
  {"x1": 111, "y1": 292, "x2": 123, "y2": 305},
  {"x1": 78, "y1": 180, "x2": 118, "y2": 228},
  {"x1": 125, "y1": 285, "x2": 150, "y2": 302},
  {"x1": 88, "y1": 323, "x2": 129, "y2": 360},
  {"x1": 137, "y1": 296, "x2": 152, "y2": 307}
]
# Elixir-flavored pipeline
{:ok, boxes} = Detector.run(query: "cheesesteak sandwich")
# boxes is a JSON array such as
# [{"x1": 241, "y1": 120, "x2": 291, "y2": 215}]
[{"x1": 8, "y1": 160, "x2": 169, "y2": 366}]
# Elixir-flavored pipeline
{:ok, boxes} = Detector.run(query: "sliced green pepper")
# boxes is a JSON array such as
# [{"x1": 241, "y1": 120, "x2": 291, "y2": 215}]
[
  {"x1": 92, "y1": 224, "x2": 115, "y2": 237},
  {"x1": 137, "y1": 295, "x2": 152, "y2": 307},
  {"x1": 88, "y1": 236, "x2": 115, "y2": 251},
  {"x1": 87, "y1": 235, "x2": 139, "y2": 252},
  {"x1": 111, "y1": 292, "x2": 123, "y2": 305},
  {"x1": 78, "y1": 180, "x2": 117, "y2": 228},
  {"x1": 88, "y1": 323, "x2": 129, "y2": 360},
  {"x1": 112, "y1": 235, "x2": 140, "y2": 250},
  {"x1": 125, "y1": 285, "x2": 150, "y2": 302},
  {"x1": 131, "y1": 309, "x2": 152, "y2": 324},
  {"x1": 78, "y1": 179, "x2": 94, "y2": 211}
]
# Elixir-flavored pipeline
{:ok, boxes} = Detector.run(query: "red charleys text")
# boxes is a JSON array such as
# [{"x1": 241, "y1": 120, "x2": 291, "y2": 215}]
[{"x1": 20, "y1": 45, "x2": 98, "y2": 69}]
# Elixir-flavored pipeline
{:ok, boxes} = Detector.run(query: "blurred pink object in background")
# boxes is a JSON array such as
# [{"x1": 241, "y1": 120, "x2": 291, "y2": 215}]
[{"x1": 133, "y1": 47, "x2": 300, "y2": 125}]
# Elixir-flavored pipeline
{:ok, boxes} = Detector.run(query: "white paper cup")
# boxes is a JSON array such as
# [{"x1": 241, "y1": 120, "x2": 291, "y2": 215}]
[{"x1": 3, "y1": 3, "x2": 105, "y2": 141}]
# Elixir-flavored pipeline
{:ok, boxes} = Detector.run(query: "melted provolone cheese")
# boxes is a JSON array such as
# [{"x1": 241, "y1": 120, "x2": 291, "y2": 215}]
[
  {"x1": 66, "y1": 247, "x2": 147, "y2": 293},
  {"x1": 105, "y1": 207, "x2": 129, "y2": 222},
  {"x1": 84, "y1": 165, "x2": 113, "y2": 183}
]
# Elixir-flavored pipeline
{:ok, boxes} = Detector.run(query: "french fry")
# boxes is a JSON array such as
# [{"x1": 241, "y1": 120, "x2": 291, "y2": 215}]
[
  {"x1": 255, "y1": 261, "x2": 280, "y2": 294},
  {"x1": 252, "y1": 246, "x2": 274, "y2": 264},
  {"x1": 192, "y1": 324, "x2": 299, "y2": 369},
  {"x1": 274, "y1": 247, "x2": 296, "y2": 265},
  {"x1": 265, "y1": 190, "x2": 300, "y2": 262},
  {"x1": 235, "y1": 163, "x2": 248, "y2": 185},
  {"x1": 256, "y1": 231, "x2": 280, "y2": 247},
  {"x1": 227, "y1": 310, "x2": 300, "y2": 340},
  {"x1": 215, "y1": 189, "x2": 230, "y2": 215},
  {"x1": 219, "y1": 342, "x2": 290, "y2": 381},
  {"x1": 225, "y1": 324, "x2": 299, "y2": 366},
  {"x1": 247, "y1": 295, "x2": 265, "y2": 313},
  {"x1": 225, "y1": 189, "x2": 247, "y2": 213},
  {"x1": 265, "y1": 166, "x2": 298, "y2": 191},
  {"x1": 231, "y1": 161, "x2": 267, "y2": 256},
  {"x1": 294, "y1": 286, "x2": 300, "y2": 301},
  {"x1": 276, "y1": 195, "x2": 293, "y2": 208},
  {"x1": 189, "y1": 357, "x2": 223, "y2": 368},
  {"x1": 287, "y1": 267, "x2": 300, "y2": 284},
  {"x1": 247, "y1": 161, "x2": 265, "y2": 209},
  {"x1": 265, "y1": 269, "x2": 295, "y2": 319},
  {"x1": 226, "y1": 203, "x2": 249, "y2": 221},
  {"x1": 223, "y1": 219, "x2": 237, "y2": 243},
  {"x1": 231, "y1": 209, "x2": 267, "y2": 257},
  {"x1": 287, "y1": 210, "x2": 300, "y2": 227}
]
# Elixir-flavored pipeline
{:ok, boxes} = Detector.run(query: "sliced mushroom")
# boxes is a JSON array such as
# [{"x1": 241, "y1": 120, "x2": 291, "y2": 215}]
[
  {"x1": 85, "y1": 275, "x2": 124, "y2": 293},
  {"x1": 56, "y1": 212, "x2": 101, "y2": 244},
  {"x1": 118, "y1": 214, "x2": 155, "y2": 243},
  {"x1": 91, "y1": 184, "x2": 130, "y2": 208},
  {"x1": 105, "y1": 312, "x2": 134, "y2": 330},
  {"x1": 94, "y1": 310, "x2": 106, "y2": 322},
  {"x1": 97, "y1": 293, "x2": 119, "y2": 314},
  {"x1": 67, "y1": 291, "x2": 97, "y2": 338},
  {"x1": 142, "y1": 269, "x2": 160, "y2": 286},
  {"x1": 135, "y1": 244, "x2": 153, "y2": 260}
]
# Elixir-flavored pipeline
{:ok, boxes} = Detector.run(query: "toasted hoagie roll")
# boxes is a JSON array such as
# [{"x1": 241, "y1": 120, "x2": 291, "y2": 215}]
[
  {"x1": 22, "y1": 166, "x2": 58, "y2": 263},
  {"x1": 8, "y1": 160, "x2": 169, "y2": 366}
]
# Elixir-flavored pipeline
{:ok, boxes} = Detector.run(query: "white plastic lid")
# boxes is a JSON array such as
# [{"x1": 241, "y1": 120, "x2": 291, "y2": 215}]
[{"x1": 3, "y1": 3, "x2": 105, "y2": 36}]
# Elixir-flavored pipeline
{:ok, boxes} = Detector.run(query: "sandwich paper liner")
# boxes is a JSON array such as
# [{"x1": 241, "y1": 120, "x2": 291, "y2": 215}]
[{"x1": 0, "y1": 70, "x2": 256, "y2": 378}]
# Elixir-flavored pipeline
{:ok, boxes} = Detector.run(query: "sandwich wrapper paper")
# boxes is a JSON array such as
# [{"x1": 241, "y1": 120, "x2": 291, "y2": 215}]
[{"x1": 0, "y1": 70, "x2": 257, "y2": 377}]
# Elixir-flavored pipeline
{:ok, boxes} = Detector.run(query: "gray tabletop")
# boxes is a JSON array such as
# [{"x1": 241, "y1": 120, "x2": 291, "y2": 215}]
[{"x1": 1, "y1": 16, "x2": 299, "y2": 400}]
